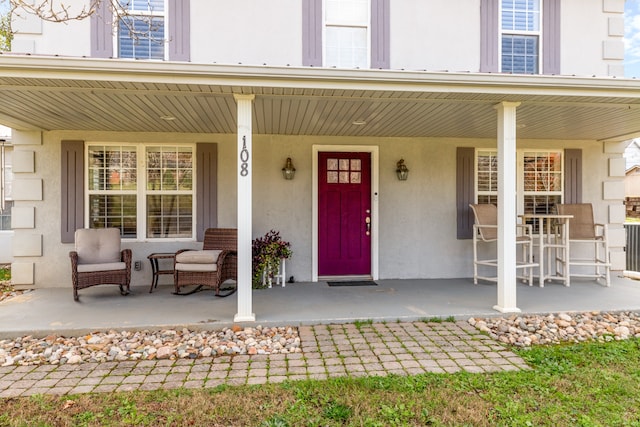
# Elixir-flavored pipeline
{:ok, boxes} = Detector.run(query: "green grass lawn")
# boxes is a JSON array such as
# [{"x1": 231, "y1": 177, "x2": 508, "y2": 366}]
[
  {"x1": 1, "y1": 338, "x2": 640, "y2": 426},
  {"x1": 0, "y1": 266, "x2": 9, "y2": 283}
]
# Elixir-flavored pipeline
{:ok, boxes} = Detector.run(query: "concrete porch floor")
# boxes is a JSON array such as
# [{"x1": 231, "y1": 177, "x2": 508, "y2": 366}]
[{"x1": 1, "y1": 275, "x2": 640, "y2": 338}]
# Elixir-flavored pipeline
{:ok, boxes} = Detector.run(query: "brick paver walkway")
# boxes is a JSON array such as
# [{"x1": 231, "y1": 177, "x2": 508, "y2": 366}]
[{"x1": 0, "y1": 321, "x2": 528, "y2": 397}]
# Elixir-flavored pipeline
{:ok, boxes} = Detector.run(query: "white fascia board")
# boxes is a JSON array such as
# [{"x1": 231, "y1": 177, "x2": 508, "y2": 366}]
[{"x1": 1, "y1": 55, "x2": 640, "y2": 100}]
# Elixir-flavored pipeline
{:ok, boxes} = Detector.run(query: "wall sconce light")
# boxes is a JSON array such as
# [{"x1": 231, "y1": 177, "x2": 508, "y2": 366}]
[
  {"x1": 396, "y1": 159, "x2": 409, "y2": 181},
  {"x1": 282, "y1": 157, "x2": 296, "y2": 180}
]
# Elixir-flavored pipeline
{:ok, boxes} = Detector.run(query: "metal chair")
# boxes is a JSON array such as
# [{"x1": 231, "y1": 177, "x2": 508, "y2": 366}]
[
  {"x1": 556, "y1": 203, "x2": 611, "y2": 286},
  {"x1": 469, "y1": 204, "x2": 538, "y2": 286}
]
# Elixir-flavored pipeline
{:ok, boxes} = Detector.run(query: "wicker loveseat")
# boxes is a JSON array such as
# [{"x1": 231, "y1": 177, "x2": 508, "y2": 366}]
[
  {"x1": 69, "y1": 228, "x2": 132, "y2": 301},
  {"x1": 174, "y1": 228, "x2": 237, "y2": 296}
]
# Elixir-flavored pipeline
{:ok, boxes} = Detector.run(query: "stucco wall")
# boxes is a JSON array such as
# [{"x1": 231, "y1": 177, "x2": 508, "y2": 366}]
[
  {"x1": 10, "y1": 130, "x2": 618, "y2": 288},
  {"x1": 190, "y1": 0, "x2": 302, "y2": 66},
  {"x1": 0, "y1": 232, "x2": 12, "y2": 264},
  {"x1": 11, "y1": 1, "x2": 91, "y2": 56},
  {"x1": 389, "y1": 0, "x2": 480, "y2": 72},
  {"x1": 561, "y1": 0, "x2": 623, "y2": 77}
]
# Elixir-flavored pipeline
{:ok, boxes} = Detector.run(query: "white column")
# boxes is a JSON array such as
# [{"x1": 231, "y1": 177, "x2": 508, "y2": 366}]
[
  {"x1": 494, "y1": 101, "x2": 521, "y2": 313},
  {"x1": 234, "y1": 94, "x2": 256, "y2": 322}
]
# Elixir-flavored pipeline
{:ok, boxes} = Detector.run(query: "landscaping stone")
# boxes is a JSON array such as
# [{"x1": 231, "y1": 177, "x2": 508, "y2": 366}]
[
  {"x1": 469, "y1": 311, "x2": 640, "y2": 347},
  {"x1": 0, "y1": 326, "x2": 301, "y2": 366}
]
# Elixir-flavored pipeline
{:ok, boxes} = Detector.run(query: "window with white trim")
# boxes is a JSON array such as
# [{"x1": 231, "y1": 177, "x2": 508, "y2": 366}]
[
  {"x1": 476, "y1": 149, "x2": 563, "y2": 231},
  {"x1": 324, "y1": 0, "x2": 369, "y2": 68},
  {"x1": 500, "y1": 0, "x2": 540, "y2": 74},
  {"x1": 522, "y1": 151, "x2": 562, "y2": 216},
  {"x1": 0, "y1": 143, "x2": 11, "y2": 230},
  {"x1": 87, "y1": 144, "x2": 194, "y2": 239},
  {"x1": 117, "y1": 0, "x2": 166, "y2": 60},
  {"x1": 476, "y1": 151, "x2": 499, "y2": 206},
  {"x1": 145, "y1": 146, "x2": 193, "y2": 238}
]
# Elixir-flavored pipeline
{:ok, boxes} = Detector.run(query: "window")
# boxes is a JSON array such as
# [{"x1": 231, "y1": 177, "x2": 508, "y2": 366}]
[
  {"x1": 117, "y1": 0, "x2": 166, "y2": 60},
  {"x1": 88, "y1": 145, "x2": 138, "y2": 237},
  {"x1": 0, "y1": 201, "x2": 12, "y2": 231},
  {"x1": 87, "y1": 144, "x2": 194, "y2": 239},
  {"x1": 500, "y1": 0, "x2": 540, "y2": 74},
  {"x1": 476, "y1": 151, "x2": 498, "y2": 206},
  {"x1": 324, "y1": 0, "x2": 369, "y2": 68},
  {"x1": 522, "y1": 151, "x2": 562, "y2": 216},
  {"x1": 326, "y1": 157, "x2": 362, "y2": 184},
  {"x1": 476, "y1": 149, "x2": 563, "y2": 231},
  {"x1": 0, "y1": 143, "x2": 11, "y2": 230},
  {"x1": 145, "y1": 146, "x2": 193, "y2": 238}
]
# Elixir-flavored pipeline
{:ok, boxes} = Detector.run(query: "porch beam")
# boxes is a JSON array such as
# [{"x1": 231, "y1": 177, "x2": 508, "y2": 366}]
[
  {"x1": 234, "y1": 94, "x2": 256, "y2": 322},
  {"x1": 494, "y1": 101, "x2": 521, "y2": 313}
]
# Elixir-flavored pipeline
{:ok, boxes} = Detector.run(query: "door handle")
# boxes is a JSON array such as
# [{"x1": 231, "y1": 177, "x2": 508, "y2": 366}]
[{"x1": 365, "y1": 216, "x2": 371, "y2": 235}]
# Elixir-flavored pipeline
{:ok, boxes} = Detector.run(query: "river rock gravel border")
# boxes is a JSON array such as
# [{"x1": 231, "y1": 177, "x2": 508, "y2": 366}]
[
  {"x1": 469, "y1": 311, "x2": 640, "y2": 347},
  {"x1": 0, "y1": 325, "x2": 301, "y2": 367}
]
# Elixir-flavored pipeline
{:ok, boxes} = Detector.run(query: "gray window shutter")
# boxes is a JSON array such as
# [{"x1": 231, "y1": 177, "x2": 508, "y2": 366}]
[
  {"x1": 457, "y1": 147, "x2": 475, "y2": 239},
  {"x1": 542, "y1": 0, "x2": 561, "y2": 75},
  {"x1": 196, "y1": 143, "x2": 218, "y2": 241},
  {"x1": 564, "y1": 149, "x2": 582, "y2": 204},
  {"x1": 61, "y1": 141, "x2": 85, "y2": 243},
  {"x1": 90, "y1": 1, "x2": 113, "y2": 58},
  {"x1": 168, "y1": 0, "x2": 190, "y2": 61},
  {"x1": 480, "y1": 0, "x2": 499, "y2": 73},
  {"x1": 302, "y1": 0, "x2": 322, "y2": 66},
  {"x1": 371, "y1": 0, "x2": 390, "y2": 69}
]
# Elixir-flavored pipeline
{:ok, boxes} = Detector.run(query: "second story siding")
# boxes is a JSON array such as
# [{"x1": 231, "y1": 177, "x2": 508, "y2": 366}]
[{"x1": 9, "y1": 0, "x2": 626, "y2": 77}]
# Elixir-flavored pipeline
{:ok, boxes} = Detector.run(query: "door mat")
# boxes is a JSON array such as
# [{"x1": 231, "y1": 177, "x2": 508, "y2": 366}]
[{"x1": 327, "y1": 281, "x2": 378, "y2": 287}]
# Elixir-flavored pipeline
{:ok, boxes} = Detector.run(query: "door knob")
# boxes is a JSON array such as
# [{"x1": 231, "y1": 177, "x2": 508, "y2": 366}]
[{"x1": 365, "y1": 217, "x2": 371, "y2": 235}]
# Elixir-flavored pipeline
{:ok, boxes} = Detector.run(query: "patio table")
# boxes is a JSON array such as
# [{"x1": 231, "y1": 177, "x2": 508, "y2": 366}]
[
  {"x1": 147, "y1": 252, "x2": 176, "y2": 293},
  {"x1": 518, "y1": 213, "x2": 573, "y2": 287}
]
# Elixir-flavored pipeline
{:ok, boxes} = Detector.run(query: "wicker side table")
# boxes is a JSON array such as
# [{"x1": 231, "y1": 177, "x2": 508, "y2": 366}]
[{"x1": 147, "y1": 253, "x2": 176, "y2": 293}]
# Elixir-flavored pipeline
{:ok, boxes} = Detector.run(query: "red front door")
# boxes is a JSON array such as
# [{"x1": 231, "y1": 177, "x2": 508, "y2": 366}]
[{"x1": 318, "y1": 152, "x2": 372, "y2": 276}]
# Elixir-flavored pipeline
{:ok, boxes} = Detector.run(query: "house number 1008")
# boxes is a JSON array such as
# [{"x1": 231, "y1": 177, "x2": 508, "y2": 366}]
[{"x1": 240, "y1": 135, "x2": 249, "y2": 177}]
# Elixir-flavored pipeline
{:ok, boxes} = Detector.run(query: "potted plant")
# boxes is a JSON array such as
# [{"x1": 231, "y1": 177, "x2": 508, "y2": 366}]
[{"x1": 252, "y1": 230, "x2": 292, "y2": 289}]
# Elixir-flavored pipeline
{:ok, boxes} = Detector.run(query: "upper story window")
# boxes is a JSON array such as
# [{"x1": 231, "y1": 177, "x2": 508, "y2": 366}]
[
  {"x1": 117, "y1": 0, "x2": 166, "y2": 60},
  {"x1": 500, "y1": 0, "x2": 541, "y2": 74},
  {"x1": 324, "y1": 0, "x2": 370, "y2": 68}
]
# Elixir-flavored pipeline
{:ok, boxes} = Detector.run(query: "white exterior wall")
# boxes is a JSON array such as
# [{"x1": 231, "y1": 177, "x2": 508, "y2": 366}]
[
  {"x1": 390, "y1": 0, "x2": 480, "y2": 72},
  {"x1": 9, "y1": 0, "x2": 622, "y2": 77},
  {"x1": 12, "y1": 130, "x2": 617, "y2": 288},
  {"x1": 11, "y1": 1, "x2": 91, "y2": 56},
  {"x1": 190, "y1": 0, "x2": 302, "y2": 66},
  {"x1": 561, "y1": 0, "x2": 625, "y2": 77}
]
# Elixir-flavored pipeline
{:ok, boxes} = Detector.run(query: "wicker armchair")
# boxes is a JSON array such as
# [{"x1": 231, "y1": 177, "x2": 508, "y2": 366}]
[
  {"x1": 69, "y1": 228, "x2": 132, "y2": 301},
  {"x1": 174, "y1": 228, "x2": 237, "y2": 297}
]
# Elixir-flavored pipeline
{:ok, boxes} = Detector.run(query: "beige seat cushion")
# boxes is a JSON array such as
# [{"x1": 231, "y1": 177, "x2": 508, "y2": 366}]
[
  {"x1": 77, "y1": 262, "x2": 127, "y2": 273},
  {"x1": 175, "y1": 263, "x2": 218, "y2": 272},
  {"x1": 175, "y1": 250, "x2": 222, "y2": 264}
]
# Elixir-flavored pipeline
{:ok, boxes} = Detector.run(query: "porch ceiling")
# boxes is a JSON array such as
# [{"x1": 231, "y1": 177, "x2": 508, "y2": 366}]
[{"x1": 1, "y1": 56, "x2": 640, "y2": 141}]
